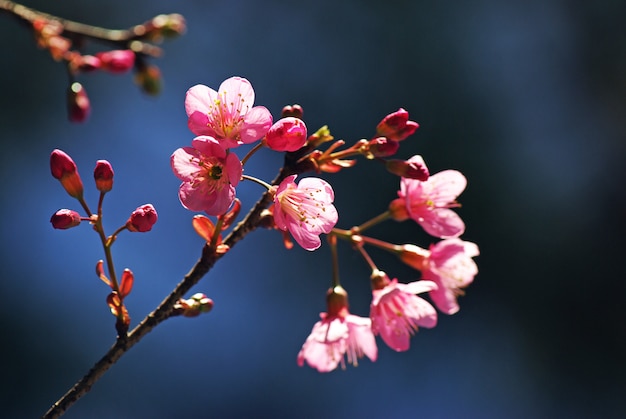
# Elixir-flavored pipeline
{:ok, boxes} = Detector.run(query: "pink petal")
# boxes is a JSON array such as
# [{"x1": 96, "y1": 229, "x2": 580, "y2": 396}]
[
  {"x1": 289, "y1": 225, "x2": 322, "y2": 251},
  {"x1": 191, "y1": 136, "x2": 227, "y2": 159},
  {"x1": 240, "y1": 106, "x2": 273, "y2": 144},
  {"x1": 203, "y1": 186, "x2": 235, "y2": 216},
  {"x1": 170, "y1": 147, "x2": 199, "y2": 181},
  {"x1": 178, "y1": 182, "x2": 217, "y2": 212},
  {"x1": 298, "y1": 177, "x2": 335, "y2": 202},
  {"x1": 429, "y1": 283, "x2": 460, "y2": 315},
  {"x1": 185, "y1": 84, "x2": 214, "y2": 116},
  {"x1": 225, "y1": 152, "x2": 242, "y2": 187},
  {"x1": 418, "y1": 208, "x2": 465, "y2": 238},
  {"x1": 219, "y1": 76, "x2": 255, "y2": 114},
  {"x1": 187, "y1": 112, "x2": 215, "y2": 137},
  {"x1": 427, "y1": 170, "x2": 467, "y2": 205}
]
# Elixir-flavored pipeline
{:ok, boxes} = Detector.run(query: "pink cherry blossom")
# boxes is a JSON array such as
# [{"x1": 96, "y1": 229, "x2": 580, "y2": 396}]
[
  {"x1": 396, "y1": 156, "x2": 467, "y2": 238},
  {"x1": 272, "y1": 175, "x2": 338, "y2": 251},
  {"x1": 297, "y1": 286, "x2": 377, "y2": 372},
  {"x1": 297, "y1": 312, "x2": 378, "y2": 372},
  {"x1": 370, "y1": 276, "x2": 438, "y2": 352},
  {"x1": 171, "y1": 136, "x2": 242, "y2": 216},
  {"x1": 421, "y1": 239, "x2": 479, "y2": 315},
  {"x1": 185, "y1": 76, "x2": 273, "y2": 149}
]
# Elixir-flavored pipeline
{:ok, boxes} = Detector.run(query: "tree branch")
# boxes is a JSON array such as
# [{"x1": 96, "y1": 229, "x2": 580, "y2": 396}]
[{"x1": 42, "y1": 164, "x2": 292, "y2": 418}]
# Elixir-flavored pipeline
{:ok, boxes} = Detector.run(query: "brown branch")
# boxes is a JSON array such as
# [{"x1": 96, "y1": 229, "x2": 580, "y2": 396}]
[
  {"x1": 0, "y1": 0, "x2": 184, "y2": 57},
  {"x1": 42, "y1": 164, "x2": 294, "y2": 418}
]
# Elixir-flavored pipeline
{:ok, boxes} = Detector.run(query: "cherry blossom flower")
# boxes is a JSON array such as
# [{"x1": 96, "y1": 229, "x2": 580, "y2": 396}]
[
  {"x1": 272, "y1": 175, "x2": 338, "y2": 251},
  {"x1": 171, "y1": 136, "x2": 242, "y2": 216},
  {"x1": 393, "y1": 156, "x2": 467, "y2": 238},
  {"x1": 399, "y1": 240, "x2": 479, "y2": 315},
  {"x1": 370, "y1": 272, "x2": 438, "y2": 351},
  {"x1": 185, "y1": 76, "x2": 273, "y2": 149},
  {"x1": 298, "y1": 286, "x2": 378, "y2": 372}
]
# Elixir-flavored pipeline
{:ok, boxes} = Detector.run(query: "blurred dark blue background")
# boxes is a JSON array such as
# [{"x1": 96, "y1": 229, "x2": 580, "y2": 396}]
[{"x1": 1, "y1": 0, "x2": 625, "y2": 417}]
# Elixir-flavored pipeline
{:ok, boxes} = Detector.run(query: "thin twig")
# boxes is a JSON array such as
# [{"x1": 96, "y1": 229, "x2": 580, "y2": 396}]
[
  {"x1": 0, "y1": 0, "x2": 164, "y2": 56},
  {"x1": 42, "y1": 165, "x2": 293, "y2": 418}
]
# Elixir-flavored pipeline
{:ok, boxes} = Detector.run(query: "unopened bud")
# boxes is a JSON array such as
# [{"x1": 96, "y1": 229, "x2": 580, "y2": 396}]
[
  {"x1": 96, "y1": 50, "x2": 135, "y2": 74},
  {"x1": 67, "y1": 82, "x2": 90, "y2": 123},
  {"x1": 265, "y1": 117, "x2": 307, "y2": 152},
  {"x1": 50, "y1": 149, "x2": 84, "y2": 199},
  {"x1": 175, "y1": 292, "x2": 214, "y2": 317},
  {"x1": 94, "y1": 160, "x2": 114, "y2": 193},
  {"x1": 281, "y1": 104, "x2": 303, "y2": 119},
  {"x1": 126, "y1": 204, "x2": 158, "y2": 232},
  {"x1": 74, "y1": 54, "x2": 102, "y2": 72},
  {"x1": 385, "y1": 155, "x2": 429, "y2": 181},
  {"x1": 50, "y1": 209, "x2": 81, "y2": 229},
  {"x1": 367, "y1": 137, "x2": 399, "y2": 158},
  {"x1": 376, "y1": 108, "x2": 419, "y2": 141},
  {"x1": 145, "y1": 14, "x2": 187, "y2": 40}
]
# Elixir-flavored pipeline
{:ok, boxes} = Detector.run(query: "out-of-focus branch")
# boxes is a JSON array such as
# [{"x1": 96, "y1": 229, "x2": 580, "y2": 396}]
[{"x1": 0, "y1": 0, "x2": 185, "y2": 57}]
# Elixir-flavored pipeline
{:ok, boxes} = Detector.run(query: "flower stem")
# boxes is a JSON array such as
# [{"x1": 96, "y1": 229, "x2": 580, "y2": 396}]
[
  {"x1": 355, "y1": 210, "x2": 391, "y2": 233},
  {"x1": 241, "y1": 174, "x2": 273, "y2": 191},
  {"x1": 0, "y1": 0, "x2": 164, "y2": 56},
  {"x1": 327, "y1": 233, "x2": 341, "y2": 288},
  {"x1": 240, "y1": 140, "x2": 265, "y2": 167}
]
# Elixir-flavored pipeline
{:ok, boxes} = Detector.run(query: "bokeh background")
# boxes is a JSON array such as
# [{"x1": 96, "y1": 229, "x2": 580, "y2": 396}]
[{"x1": 1, "y1": 0, "x2": 625, "y2": 417}]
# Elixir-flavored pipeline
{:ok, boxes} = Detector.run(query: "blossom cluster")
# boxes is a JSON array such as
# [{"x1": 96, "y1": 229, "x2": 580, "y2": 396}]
[
  {"x1": 171, "y1": 76, "x2": 338, "y2": 251},
  {"x1": 169, "y1": 76, "x2": 480, "y2": 372}
]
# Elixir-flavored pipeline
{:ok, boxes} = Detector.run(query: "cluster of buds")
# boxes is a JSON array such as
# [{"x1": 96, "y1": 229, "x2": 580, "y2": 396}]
[
  {"x1": 173, "y1": 293, "x2": 214, "y2": 318},
  {"x1": 29, "y1": 11, "x2": 186, "y2": 122},
  {"x1": 49, "y1": 149, "x2": 158, "y2": 336}
]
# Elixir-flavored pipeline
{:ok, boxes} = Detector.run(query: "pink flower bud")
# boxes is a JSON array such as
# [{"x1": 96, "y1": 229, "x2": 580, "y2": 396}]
[
  {"x1": 126, "y1": 204, "x2": 158, "y2": 232},
  {"x1": 376, "y1": 108, "x2": 419, "y2": 141},
  {"x1": 74, "y1": 54, "x2": 102, "y2": 72},
  {"x1": 94, "y1": 160, "x2": 114, "y2": 193},
  {"x1": 385, "y1": 155, "x2": 429, "y2": 181},
  {"x1": 50, "y1": 149, "x2": 84, "y2": 199},
  {"x1": 367, "y1": 137, "x2": 399, "y2": 157},
  {"x1": 96, "y1": 50, "x2": 135, "y2": 74},
  {"x1": 281, "y1": 104, "x2": 304, "y2": 119},
  {"x1": 265, "y1": 117, "x2": 308, "y2": 152},
  {"x1": 50, "y1": 209, "x2": 81, "y2": 229},
  {"x1": 67, "y1": 82, "x2": 90, "y2": 123}
]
